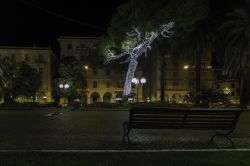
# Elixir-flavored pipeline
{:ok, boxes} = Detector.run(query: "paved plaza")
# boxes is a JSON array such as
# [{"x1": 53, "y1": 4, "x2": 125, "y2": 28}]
[{"x1": 0, "y1": 109, "x2": 249, "y2": 150}]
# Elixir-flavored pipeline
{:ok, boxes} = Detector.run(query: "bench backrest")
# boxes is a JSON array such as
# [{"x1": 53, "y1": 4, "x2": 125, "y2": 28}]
[{"x1": 129, "y1": 107, "x2": 243, "y2": 130}]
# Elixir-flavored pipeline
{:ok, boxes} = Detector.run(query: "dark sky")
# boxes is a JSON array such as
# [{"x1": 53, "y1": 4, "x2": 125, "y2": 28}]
[
  {"x1": 0, "y1": 0, "x2": 247, "y2": 48},
  {"x1": 0, "y1": 0, "x2": 126, "y2": 47}
]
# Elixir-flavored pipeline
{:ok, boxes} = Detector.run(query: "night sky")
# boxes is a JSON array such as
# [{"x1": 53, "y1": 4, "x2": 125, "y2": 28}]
[
  {"x1": 0, "y1": 0, "x2": 126, "y2": 47},
  {"x1": 0, "y1": 0, "x2": 247, "y2": 49}
]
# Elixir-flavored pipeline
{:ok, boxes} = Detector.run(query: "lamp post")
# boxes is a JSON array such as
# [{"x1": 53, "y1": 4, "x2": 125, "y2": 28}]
[
  {"x1": 132, "y1": 77, "x2": 146, "y2": 102},
  {"x1": 83, "y1": 65, "x2": 88, "y2": 106},
  {"x1": 59, "y1": 83, "x2": 70, "y2": 107}
]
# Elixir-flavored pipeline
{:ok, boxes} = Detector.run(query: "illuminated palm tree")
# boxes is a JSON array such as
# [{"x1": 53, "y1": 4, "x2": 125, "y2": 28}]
[{"x1": 220, "y1": 8, "x2": 250, "y2": 107}]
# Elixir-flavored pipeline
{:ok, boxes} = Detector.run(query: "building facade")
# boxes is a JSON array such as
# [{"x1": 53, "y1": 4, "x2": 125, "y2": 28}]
[
  {"x1": 58, "y1": 36, "x2": 143, "y2": 104},
  {"x1": 144, "y1": 51, "x2": 214, "y2": 103},
  {"x1": 59, "y1": 36, "x2": 240, "y2": 105},
  {"x1": 0, "y1": 46, "x2": 55, "y2": 103}
]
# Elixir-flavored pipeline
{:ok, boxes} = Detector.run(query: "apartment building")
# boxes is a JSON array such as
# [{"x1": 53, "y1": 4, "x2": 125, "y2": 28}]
[
  {"x1": 58, "y1": 36, "x2": 143, "y2": 104},
  {"x1": 0, "y1": 46, "x2": 55, "y2": 103}
]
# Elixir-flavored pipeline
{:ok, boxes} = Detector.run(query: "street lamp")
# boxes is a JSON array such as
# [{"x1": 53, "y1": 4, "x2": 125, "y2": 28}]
[
  {"x1": 82, "y1": 65, "x2": 88, "y2": 106},
  {"x1": 132, "y1": 77, "x2": 146, "y2": 102},
  {"x1": 59, "y1": 83, "x2": 70, "y2": 107},
  {"x1": 59, "y1": 83, "x2": 69, "y2": 90}
]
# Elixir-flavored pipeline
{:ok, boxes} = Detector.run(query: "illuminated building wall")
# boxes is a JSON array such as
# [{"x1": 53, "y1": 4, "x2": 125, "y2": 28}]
[
  {"x1": 0, "y1": 46, "x2": 55, "y2": 103},
  {"x1": 58, "y1": 36, "x2": 143, "y2": 104}
]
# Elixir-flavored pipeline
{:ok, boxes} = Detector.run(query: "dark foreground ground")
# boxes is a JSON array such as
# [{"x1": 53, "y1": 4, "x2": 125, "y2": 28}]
[
  {"x1": 1, "y1": 151, "x2": 250, "y2": 166},
  {"x1": 0, "y1": 109, "x2": 249, "y2": 165}
]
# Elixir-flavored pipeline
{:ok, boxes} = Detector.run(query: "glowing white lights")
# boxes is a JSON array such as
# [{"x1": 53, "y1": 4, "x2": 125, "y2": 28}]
[
  {"x1": 132, "y1": 78, "x2": 139, "y2": 84},
  {"x1": 59, "y1": 84, "x2": 64, "y2": 89},
  {"x1": 183, "y1": 65, "x2": 189, "y2": 69},
  {"x1": 140, "y1": 78, "x2": 146, "y2": 84},
  {"x1": 64, "y1": 84, "x2": 70, "y2": 89},
  {"x1": 105, "y1": 22, "x2": 175, "y2": 98},
  {"x1": 59, "y1": 83, "x2": 70, "y2": 89}
]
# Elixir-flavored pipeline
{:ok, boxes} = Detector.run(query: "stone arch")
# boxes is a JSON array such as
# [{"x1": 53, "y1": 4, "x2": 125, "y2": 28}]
[
  {"x1": 103, "y1": 92, "x2": 112, "y2": 103},
  {"x1": 90, "y1": 92, "x2": 100, "y2": 103}
]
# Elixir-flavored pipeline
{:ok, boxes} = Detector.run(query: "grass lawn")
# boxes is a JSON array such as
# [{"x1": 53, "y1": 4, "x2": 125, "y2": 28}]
[{"x1": 0, "y1": 151, "x2": 250, "y2": 166}]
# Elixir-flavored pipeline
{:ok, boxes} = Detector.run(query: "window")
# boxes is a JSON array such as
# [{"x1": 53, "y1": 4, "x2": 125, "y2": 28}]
[
  {"x1": 173, "y1": 72, "x2": 179, "y2": 78},
  {"x1": 38, "y1": 54, "x2": 43, "y2": 62},
  {"x1": 80, "y1": 44, "x2": 86, "y2": 48},
  {"x1": 173, "y1": 82, "x2": 179, "y2": 86},
  {"x1": 25, "y1": 54, "x2": 29, "y2": 61},
  {"x1": 11, "y1": 54, "x2": 15, "y2": 61},
  {"x1": 217, "y1": 84, "x2": 220, "y2": 89},
  {"x1": 93, "y1": 81, "x2": 98, "y2": 88},
  {"x1": 202, "y1": 63, "x2": 206, "y2": 69},
  {"x1": 106, "y1": 82, "x2": 110, "y2": 88},
  {"x1": 67, "y1": 43, "x2": 72, "y2": 50},
  {"x1": 231, "y1": 83, "x2": 235, "y2": 88},
  {"x1": 93, "y1": 68, "x2": 98, "y2": 75},
  {"x1": 172, "y1": 62, "x2": 179, "y2": 68},
  {"x1": 117, "y1": 81, "x2": 124, "y2": 88},
  {"x1": 39, "y1": 68, "x2": 43, "y2": 76},
  {"x1": 188, "y1": 82, "x2": 193, "y2": 87},
  {"x1": 105, "y1": 69, "x2": 111, "y2": 75},
  {"x1": 80, "y1": 55, "x2": 85, "y2": 62}
]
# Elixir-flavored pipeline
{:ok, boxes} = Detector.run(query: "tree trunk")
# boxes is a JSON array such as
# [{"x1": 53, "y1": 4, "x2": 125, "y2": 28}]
[
  {"x1": 195, "y1": 53, "x2": 201, "y2": 105},
  {"x1": 3, "y1": 90, "x2": 13, "y2": 103},
  {"x1": 160, "y1": 54, "x2": 165, "y2": 103},
  {"x1": 240, "y1": 67, "x2": 249, "y2": 108}
]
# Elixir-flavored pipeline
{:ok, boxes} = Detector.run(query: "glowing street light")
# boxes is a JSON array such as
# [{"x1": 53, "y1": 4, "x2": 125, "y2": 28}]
[
  {"x1": 183, "y1": 65, "x2": 189, "y2": 69},
  {"x1": 132, "y1": 77, "x2": 146, "y2": 102},
  {"x1": 140, "y1": 78, "x2": 146, "y2": 84},
  {"x1": 59, "y1": 83, "x2": 69, "y2": 89}
]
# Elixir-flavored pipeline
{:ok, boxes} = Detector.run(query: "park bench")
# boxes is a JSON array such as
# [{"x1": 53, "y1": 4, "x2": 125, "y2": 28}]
[{"x1": 123, "y1": 107, "x2": 244, "y2": 146}]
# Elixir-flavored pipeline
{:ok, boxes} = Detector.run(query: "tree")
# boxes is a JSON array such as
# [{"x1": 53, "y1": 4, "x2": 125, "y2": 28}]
[
  {"x1": 155, "y1": 0, "x2": 214, "y2": 104},
  {"x1": 219, "y1": 8, "x2": 250, "y2": 108},
  {"x1": 197, "y1": 88, "x2": 230, "y2": 107},
  {"x1": 13, "y1": 62, "x2": 42, "y2": 102},
  {"x1": 54, "y1": 56, "x2": 85, "y2": 103},
  {"x1": 0, "y1": 57, "x2": 18, "y2": 103}
]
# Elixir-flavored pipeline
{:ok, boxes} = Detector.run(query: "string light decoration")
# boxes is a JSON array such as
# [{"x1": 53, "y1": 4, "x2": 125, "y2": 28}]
[{"x1": 105, "y1": 22, "x2": 175, "y2": 100}]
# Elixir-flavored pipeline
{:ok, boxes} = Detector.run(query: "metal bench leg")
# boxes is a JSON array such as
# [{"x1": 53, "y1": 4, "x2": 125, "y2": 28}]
[
  {"x1": 210, "y1": 129, "x2": 235, "y2": 148},
  {"x1": 123, "y1": 121, "x2": 130, "y2": 144}
]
